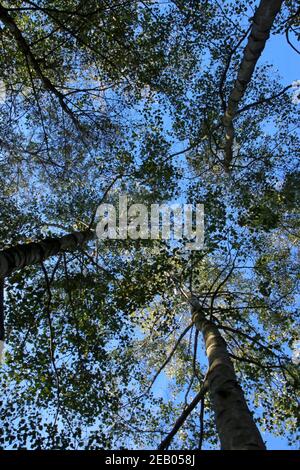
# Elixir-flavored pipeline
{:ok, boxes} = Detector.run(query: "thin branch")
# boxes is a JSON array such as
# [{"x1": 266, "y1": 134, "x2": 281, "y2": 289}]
[
  {"x1": 40, "y1": 260, "x2": 61, "y2": 428},
  {"x1": 198, "y1": 396, "x2": 205, "y2": 450},
  {"x1": 0, "y1": 4, "x2": 80, "y2": 127},
  {"x1": 237, "y1": 84, "x2": 293, "y2": 114},
  {"x1": 158, "y1": 379, "x2": 208, "y2": 450},
  {"x1": 147, "y1": 323, "x2": 193, "y2": 392},
  {"x1": 229, "y1": 353, "x2": 280, "y2": 371},
  {"x1": 209, "y1": 261, "x2": 236, "y2": 321},
  {"x1": 25, "y1": 0, "x2": 133, "y2": 88},
  {"x1": 0, "y1": 278, "x2": 3, "y2": 339},
  {"x1": 217, "y1": 323, "x2": 283, "y2": 358},
  {"x1": 285, "y1": 26, "x2": 300, "y2": 55}
]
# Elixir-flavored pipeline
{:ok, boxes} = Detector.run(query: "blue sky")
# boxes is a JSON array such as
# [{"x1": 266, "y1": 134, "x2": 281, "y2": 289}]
[
  {"x1": 1, "y1": 3, "x2": 298, "y2": 451},
  {"x1": 149, "y1": 26, "x2": 299, "y2": 450},
  {"x1": 264, "y1": 32, "x2": 299, "y2": 86}
]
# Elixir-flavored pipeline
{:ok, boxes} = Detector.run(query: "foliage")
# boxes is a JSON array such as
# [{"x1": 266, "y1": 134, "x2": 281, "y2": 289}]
[{"x1": 0, "y1": 0, "x2": 299, "y2": 450}]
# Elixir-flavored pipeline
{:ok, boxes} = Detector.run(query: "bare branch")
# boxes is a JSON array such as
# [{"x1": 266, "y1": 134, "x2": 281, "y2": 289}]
[
  {"x1": 286, "y1": 26, "x2": 300, "y2": 55},
  {"x1": 147, "y1": 323, "x2": 193, "y2": 392},
  {"x1": 198, "y1": 396, "x2": 205, "y2": 450}
]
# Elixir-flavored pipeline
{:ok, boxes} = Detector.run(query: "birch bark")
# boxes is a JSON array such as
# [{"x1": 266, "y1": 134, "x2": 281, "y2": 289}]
[
  {"x1": 193, "y1": 307, "x2": 266, "y2": 449},
  {"x1": 0, "y1": 230, "x2": 93, "y2": 278}
]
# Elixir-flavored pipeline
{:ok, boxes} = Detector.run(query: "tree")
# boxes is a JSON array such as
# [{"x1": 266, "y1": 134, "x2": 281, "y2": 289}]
[
  {"x1": 222, "y1": 0, "x2": 283, "y2": 170},
  {"x1": 0, "y1": 0, "x2": 299, "y2": 450}
]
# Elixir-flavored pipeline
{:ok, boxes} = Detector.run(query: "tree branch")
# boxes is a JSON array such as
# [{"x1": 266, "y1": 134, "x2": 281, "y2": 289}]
[
  {"x1": 0, "y1": 229, "x2": 94, "y2": 278},
  {"x1": 158, "y1": 380, "x2": 208, "y2": 450},
  {"x1": 237, "y1": 84, "x2": 293, "y2": 114},
  {"x1": 198, "y1": 396, "x2": 205, "y2": 450},
  {"x1": 0, "y1": 4, "x2": 80, "y2": 127},
  {"x1": 0, "y1": 278, "x2": 4, "y2": 361},
  {"x1": 285, "y1": 26, "x2": 300, "y2": 55},
  {"x1": 147, "y1": 323, "x2": 193, "y2": 393}
]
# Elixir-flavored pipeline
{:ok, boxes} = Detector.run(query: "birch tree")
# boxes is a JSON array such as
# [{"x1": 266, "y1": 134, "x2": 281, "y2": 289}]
[
  {"x1": 222, "y1": 0, "x2": 284, "y2": 170},
  {"x1": 0, "y1": 0, "x2": 299, "y2": 451}
]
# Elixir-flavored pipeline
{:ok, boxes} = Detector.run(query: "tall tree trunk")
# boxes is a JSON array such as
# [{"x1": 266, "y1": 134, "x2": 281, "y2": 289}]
[
  {"x1": 192, "y1": 303, "x2": 266, "y2": 450},
  {"x1": 223, "y1": 0, "x2": 283, "y2": 170},
  {"x1": 0, "y1": 230, "x2": 93, "y2": 278},
  {"x1": 0, "y1": 4, "x2": 78, "y2": 126}
]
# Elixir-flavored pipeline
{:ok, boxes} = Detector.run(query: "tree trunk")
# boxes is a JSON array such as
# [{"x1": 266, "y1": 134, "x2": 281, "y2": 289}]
[
  {"x1": 0, "y1": 4, "x2": 78, "y2": 126},
  {"x1": 0, "y1": 230, "x2": 94, "y2": 278},
  {"x1": 223, "y1": 0, "x2": 283, "y2": 170},
  {"x1": 0, "y1": 278, "x2": 4, "y2": 361},
  {"x1": 192, "y1": 305, "x2": 266, "y2": 450}
]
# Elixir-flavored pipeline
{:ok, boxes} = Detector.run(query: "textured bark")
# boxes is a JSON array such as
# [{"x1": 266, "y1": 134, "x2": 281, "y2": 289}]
[
  {"x1": 0, "y1": 230, "x2": 94, "y2": 278},
  {"x1": 223, "y1": 0, "x2": 283, "y2": 170},
  {"x1": 192, "y1": 306, "x2": 266, "y2": 450}
]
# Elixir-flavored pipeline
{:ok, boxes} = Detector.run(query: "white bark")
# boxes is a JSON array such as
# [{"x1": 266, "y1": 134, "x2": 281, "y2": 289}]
[{"x1": 223, "y1": 0, "x2": 283, "y2": 169}]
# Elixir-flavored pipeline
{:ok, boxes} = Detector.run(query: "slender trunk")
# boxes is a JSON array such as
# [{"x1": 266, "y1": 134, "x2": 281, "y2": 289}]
[
  {"x1": 192, "y1": 306, "x2": 266, "y2": 450},
  {"x1": 223, "y1": 0, "x2": 283, "y2": 169},
  {"x1": 0, "y1": 229, "x2": 94, "y2": 278}
]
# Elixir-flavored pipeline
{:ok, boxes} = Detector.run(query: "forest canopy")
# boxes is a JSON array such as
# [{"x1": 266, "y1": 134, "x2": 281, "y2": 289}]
[{"x1": 0, "y1": 0, "x2": 299, "y2": 451}]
